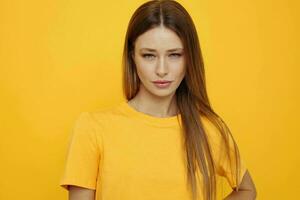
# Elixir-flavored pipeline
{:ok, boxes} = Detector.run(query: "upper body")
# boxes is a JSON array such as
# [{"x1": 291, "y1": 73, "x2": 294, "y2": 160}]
[
  {"x1": 60, "y1": 100, "x2": 254, "y2": 200},
  {"x1": 61, "y1": 1, "x2": 256, "y2": 199}
]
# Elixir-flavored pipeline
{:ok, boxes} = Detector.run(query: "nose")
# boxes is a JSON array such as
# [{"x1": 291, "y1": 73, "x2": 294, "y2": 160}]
[{"x1": 155, "y1": 57, "x2": 168, "y2": 77}]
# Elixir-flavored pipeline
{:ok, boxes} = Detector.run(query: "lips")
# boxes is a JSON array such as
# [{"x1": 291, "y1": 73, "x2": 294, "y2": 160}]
[
  {"x1": 152, "y1": 80, "x2": 172, "y2": 89},
  {"x1": 152, "y1": 80, "x2": 172, "y2": 84}
]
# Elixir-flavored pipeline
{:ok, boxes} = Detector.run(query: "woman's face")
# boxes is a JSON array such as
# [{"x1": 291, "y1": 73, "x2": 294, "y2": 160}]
[{"x1": 132, "y1": 26, "x2": 186, "y2": 98}]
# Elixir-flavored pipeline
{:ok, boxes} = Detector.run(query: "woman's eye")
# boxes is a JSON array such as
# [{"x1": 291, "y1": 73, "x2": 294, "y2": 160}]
[
  {"x1": 141, "y1": 53, "x2": 182, "y2": 59},
  {"x1": 142, "y1": 54, "x2": 155, "y2": 59},
  {"x1": 170, "y1": 53, "x2": 181, "y2": 58}
]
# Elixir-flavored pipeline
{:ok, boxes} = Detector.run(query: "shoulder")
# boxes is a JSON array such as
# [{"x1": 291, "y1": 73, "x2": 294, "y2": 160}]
[
  {"x1": 200, "y1": 116, "x2": 224, "y2": 147},
  {"x1": 70, "y1": 102, "x2": 125, "y2": 146},
  {"x1": 83, "y1": 101, "x2": 127, "y2": 129},
  {"x1": 200, "y1": 115, "x2": 240, "y2": 159}
]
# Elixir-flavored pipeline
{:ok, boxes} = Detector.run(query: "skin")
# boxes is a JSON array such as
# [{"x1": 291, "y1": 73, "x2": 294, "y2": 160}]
[
  {"x1": 224, "y1": 170, "x2": 257, "y2": 200},
  {"x1": 68, "y1": 186, "x2": 95, "y2": 200},
  {"x1": 69, "y1": 25, "x2": 257, "y2": 199},
  {"x1": 128, "y1": 25, "x2": 186, "y2": 118}
]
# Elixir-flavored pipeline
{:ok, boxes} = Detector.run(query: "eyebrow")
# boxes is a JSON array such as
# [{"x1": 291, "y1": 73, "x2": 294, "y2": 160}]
[{"x1": 139, "y1": 48, "x2": 184, "y2": 52}]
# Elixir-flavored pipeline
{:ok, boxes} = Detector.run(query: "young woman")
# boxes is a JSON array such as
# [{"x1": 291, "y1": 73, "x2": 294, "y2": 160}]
[{"x1": 60, "y1": 1, "x2": 257, "y2": 200}]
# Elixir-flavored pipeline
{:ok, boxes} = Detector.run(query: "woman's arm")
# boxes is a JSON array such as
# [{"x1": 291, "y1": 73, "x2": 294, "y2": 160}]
[
  {"x1": 223, "y1": 170, "x2": 257, "y2": 200},
  {"x1": 69, "y1": 185, "x2": 95, "y2": 200}
]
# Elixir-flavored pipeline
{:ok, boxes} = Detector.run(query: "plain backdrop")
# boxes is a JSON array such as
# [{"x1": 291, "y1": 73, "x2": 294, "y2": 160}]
[{"x1": 0, "y1": 0, "x2": 299, "y2": 199}]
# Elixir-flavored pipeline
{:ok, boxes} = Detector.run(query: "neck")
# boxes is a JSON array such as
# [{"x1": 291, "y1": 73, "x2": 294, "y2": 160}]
[{"x1": 128, "y1": 86, "x2": 178, "y2": 118}]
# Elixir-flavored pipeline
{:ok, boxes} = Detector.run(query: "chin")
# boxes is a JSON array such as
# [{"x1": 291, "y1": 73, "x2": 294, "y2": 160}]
[
  {"x1": 140, "y1": 82, "x2": 177, "y2": 98},
  {"x1": 148, "y1": 87, "x2": 176, "y2": 98}
]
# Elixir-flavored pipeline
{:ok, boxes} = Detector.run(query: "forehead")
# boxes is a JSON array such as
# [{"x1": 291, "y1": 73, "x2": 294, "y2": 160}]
[{"x1": 134, "y1": 26, "x2": 183, "y2": 50}]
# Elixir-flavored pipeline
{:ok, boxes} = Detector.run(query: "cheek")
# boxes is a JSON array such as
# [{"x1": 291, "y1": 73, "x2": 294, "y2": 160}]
[
  {"x1": 135, "y1": 61, "x2": 153, "y2": 81},
  {"x1": 172, "y1": 62, "x2": 186, "y2": 79}
]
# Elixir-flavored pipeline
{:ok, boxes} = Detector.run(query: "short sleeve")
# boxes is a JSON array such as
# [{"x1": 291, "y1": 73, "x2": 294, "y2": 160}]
[
  {"x1": 214, "y1": 134, "x2": 247, "y2": 189},
  {"x1": 202, "y1": 117, "x2": 247, "y2": 189},
  {"x1": 59, "y1": 112, "x2": 101, "y2": 190}
]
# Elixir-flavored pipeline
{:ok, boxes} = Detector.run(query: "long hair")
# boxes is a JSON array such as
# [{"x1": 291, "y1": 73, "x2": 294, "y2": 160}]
[{"x1": 122, "y1": 1, "x2": 243, "y2": 200}]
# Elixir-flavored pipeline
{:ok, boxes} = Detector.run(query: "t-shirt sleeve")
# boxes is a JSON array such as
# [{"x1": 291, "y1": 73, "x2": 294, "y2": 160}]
[
  {"x1": 202, "y1": 117, "x2": 247, "y2": 189},
  {"x1": 214, "y1": 133, "x2": 247, "y2": 189},
  {"x1": 59, "y1": 112, "x2": 101, "y2": 190}
]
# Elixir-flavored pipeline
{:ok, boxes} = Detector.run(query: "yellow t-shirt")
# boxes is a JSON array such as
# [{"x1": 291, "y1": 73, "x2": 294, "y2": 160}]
[{"x1": 59, "y1": 100, "x2": 247, "y2": 199}]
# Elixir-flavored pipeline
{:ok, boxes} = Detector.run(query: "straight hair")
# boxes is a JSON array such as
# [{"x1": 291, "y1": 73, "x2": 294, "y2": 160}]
[{"x1": 122, "y1": 1, "x2": 243, "y2": 199}]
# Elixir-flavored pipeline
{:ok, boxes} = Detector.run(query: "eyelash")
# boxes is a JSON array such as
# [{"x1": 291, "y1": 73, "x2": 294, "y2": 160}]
[{"x1": 142, "y1": 53, "x2": 182, "y2": 59}]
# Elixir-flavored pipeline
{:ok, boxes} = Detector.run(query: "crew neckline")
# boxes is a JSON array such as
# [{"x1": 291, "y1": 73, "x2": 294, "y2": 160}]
[{"x1": 119, "y1": 100, "x2": 181, "y2": 127}]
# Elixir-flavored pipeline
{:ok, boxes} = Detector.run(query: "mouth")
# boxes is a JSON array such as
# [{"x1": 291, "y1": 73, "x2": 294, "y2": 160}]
[
  {"x1": 153, "y1": 80, "x2": 171, "y2": 83},
  {"x1": 152, "y1": 80, "x2": 173, "y2": 88}
]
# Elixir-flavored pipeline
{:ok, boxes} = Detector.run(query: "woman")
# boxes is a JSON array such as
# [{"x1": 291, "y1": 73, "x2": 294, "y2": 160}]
[{"x1": 60, "y1": 0, "x2": 257, "y2": 200}]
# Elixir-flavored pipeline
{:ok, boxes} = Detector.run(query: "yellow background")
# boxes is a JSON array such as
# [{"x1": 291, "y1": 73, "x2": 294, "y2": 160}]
[{"x1": 0, "y1": 0, "x2": 299, "y2": 199}]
